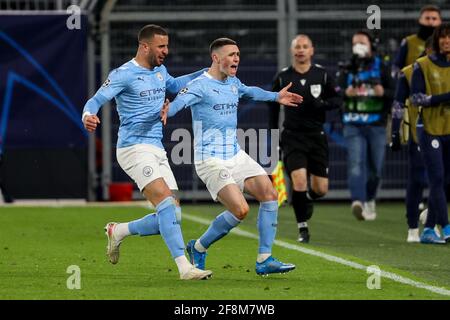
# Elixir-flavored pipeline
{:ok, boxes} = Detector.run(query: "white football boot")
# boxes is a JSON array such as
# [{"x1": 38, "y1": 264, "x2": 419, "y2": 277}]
[
  {"x1": 180, "y1": 267, "x2": 213, "y2": 280},
  {"x1": 105, "y1": 222, "x2": 122, "y2": 264}
]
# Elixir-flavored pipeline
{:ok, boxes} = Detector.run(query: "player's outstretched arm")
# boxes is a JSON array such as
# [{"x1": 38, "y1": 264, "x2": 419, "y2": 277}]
[
  {"x1": 162, "y1": 83, "x2": 202, "y2": 122},
  {"x1": 239, "y1": 81, "x2": 302, "y2": 106},
  {"x1": 166, "y1": 68, "x2": 208, "y2": 94},
  {"x1": 277, "y1": 82, "x2": 303, "y2": 107},
  {"x1": 159, "y1": 96, "x2": 191, "y2": 124}
]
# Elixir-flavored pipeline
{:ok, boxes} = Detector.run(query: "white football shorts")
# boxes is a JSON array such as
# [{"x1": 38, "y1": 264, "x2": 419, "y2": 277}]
[
  {"x1": 195, "y1": 150, "x2": 267, "y2": 201},
  {"x1": 116, "y1": 144, "x2": 178, "y2": 192}
]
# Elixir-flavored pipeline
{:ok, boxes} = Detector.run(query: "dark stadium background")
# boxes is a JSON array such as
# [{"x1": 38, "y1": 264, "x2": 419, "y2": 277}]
[{"x1": 0, "y1": 0, "x2": 448, "y2": 201}]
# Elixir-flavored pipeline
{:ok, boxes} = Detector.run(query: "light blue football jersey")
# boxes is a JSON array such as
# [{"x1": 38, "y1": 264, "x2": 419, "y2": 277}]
[
  {"x1": 169, "y1": 72, "x2": 278, "y2": 161},
  {"x1": 83, "y1": 59, "x2": 204, "y2": 148}
]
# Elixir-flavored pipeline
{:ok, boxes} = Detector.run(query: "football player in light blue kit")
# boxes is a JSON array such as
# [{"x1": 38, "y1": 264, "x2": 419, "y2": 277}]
[
  {"x1": 162, "y1": 38, "x2": 303, "y2": 275},
  {"x1": 82, "y1": 25, "x2": 212, "y2": 280}
]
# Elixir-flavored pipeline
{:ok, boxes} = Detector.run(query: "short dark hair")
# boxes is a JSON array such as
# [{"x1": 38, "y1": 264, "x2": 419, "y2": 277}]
[
  {"x1": 432, "y1": 22, "x2": 450, "y2": 53},
  {"x1": 420, "y1": 5, "x2": 441, "y2": 17},
  {"x1": 209, "y1": 38, "x2": 237, "y2": 53},
  {"x1": 138, "y1": 24, "x2": 168, "y2": 42}
]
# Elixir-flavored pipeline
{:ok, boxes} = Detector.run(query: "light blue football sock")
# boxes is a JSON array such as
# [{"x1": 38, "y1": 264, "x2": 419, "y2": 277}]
[
  {"x1": 127, "y1": 203, "x2": 182, "y2": 238},
  {"x1": 175, "y1": 205, "x2": 182, "y2": 224},
  {"x1": 157, "y1": 196, "x2": 185, "y2": 259},
  {"x1": 128, "y1": 213, "x2": 160, "y2": 236},
  {"x1": 257, "y1": 201, "x2": 278, "y2": 254},
  {"x1": 199, "y1": 210, "x2": 241, "y2": 249}
]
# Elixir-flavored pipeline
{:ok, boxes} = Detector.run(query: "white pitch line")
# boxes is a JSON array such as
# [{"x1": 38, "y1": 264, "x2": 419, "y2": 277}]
[{"x1": 183, "y1": 213, "x2": 450, "y2": 297}]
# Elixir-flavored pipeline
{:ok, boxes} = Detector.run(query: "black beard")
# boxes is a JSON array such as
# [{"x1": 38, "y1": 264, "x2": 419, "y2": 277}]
[
  {"x1": 418, "y1": 24, "x2": 435, "y2": 40},
  {"x1": 149, "y1": 57, "x2": 160, "y2": 68}
]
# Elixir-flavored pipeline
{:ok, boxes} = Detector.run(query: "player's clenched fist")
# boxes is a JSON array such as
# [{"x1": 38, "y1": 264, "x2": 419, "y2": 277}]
[{"x1": 83, "y1": 114, "x2": 101, "y2": 132}]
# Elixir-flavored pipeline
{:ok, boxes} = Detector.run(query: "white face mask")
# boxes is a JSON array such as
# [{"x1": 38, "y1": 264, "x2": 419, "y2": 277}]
[{"x1": 352, "y1": 43, "x2": 370, "y2": 58}]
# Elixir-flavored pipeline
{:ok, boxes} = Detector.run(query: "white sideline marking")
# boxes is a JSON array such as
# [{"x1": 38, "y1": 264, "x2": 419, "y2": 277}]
[{"x1": 183, "y1": 213, "x2": 450, "y2": 297}]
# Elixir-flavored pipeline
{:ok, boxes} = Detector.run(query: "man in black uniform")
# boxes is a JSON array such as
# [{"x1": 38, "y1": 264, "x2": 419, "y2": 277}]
[{"x1": 270, "y1": 34, "x2": 342, "y2": 243}]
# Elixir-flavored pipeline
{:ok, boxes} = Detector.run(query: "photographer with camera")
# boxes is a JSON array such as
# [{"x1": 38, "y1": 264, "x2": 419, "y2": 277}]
[{"x1": 336, "y1": 30, "x2": 394, "y2": 221}]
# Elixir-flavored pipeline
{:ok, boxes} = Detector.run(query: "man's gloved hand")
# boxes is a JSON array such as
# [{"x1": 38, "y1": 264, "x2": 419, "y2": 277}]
[{"x1": 411, "y1": 93, "x2": 432, "y2": 107}]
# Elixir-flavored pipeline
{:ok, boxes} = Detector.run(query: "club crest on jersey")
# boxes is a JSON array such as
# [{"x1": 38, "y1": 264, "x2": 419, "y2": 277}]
[
  {"x1": 310, "y1": 84, "x2": 321, "y2": 98},
  {"x1": 102, "y1": 78, "x2": 111, "y2": 87},
  {"x1": 300, "y1": 79, "x2": 306, "y2": 86},
  {"x1": 156, "y1": 72, "x2": 163, "y2": 81},
  {"x1": 231, "y1": 85, "x2": 238, "y2": 95}
]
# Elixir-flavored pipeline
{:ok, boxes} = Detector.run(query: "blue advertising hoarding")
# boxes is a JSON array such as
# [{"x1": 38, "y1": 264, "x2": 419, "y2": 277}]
[{"x1": 0, "y1": 14, "x2": 88, "y2": 198}]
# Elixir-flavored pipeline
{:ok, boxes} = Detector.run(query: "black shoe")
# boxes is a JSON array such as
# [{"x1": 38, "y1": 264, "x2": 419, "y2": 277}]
[
  {"x1": 297, "y1": 228, "x2": 310, "y2": 243},
  {"x1": 305, "y1": 201, "x2": 314, "y2": 220}
]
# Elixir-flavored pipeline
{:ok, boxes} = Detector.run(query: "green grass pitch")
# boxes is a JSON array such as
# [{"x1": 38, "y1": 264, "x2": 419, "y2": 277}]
[{"x1": 0, "y1": 202, "x2": 449, "y2": 300}]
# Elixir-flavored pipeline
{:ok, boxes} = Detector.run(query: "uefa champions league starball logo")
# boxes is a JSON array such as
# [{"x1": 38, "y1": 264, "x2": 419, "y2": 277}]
[
  {"x1": 102, "y1": 78, "x2": 110, "y2": 87},
  {"x1": 179, "y1": 87, "x2": 189, "y2": 95}
]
